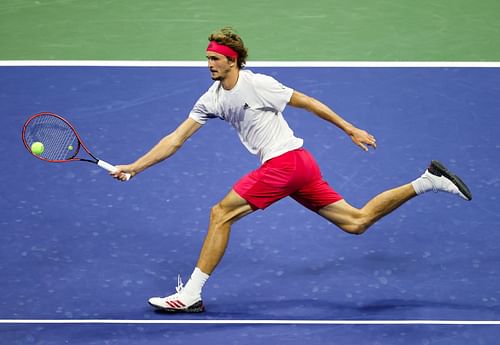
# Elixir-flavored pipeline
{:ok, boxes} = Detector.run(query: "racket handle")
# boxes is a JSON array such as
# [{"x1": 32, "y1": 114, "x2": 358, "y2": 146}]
[{"x1": 97, "y1": 160, "x2": 131, "y2": 180}]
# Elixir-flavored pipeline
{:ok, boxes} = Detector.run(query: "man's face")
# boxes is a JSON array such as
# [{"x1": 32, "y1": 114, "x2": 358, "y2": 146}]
[{"x1": 206, "y1": 52, "x2": 233, "y2": 81}]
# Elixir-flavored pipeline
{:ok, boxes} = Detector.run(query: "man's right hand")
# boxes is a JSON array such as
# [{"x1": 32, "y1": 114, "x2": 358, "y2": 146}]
[{"x1": 111, "y1": 164, "x2": 136, "y2": 181}]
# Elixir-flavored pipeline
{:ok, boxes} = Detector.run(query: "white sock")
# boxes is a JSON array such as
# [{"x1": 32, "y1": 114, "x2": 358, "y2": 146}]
[
  {"x1": 182, "y1": 267, "x2": 209, "y2": 297},
  {"x1": 411, "y1": 175, "x2": 433, "y2": 195}
]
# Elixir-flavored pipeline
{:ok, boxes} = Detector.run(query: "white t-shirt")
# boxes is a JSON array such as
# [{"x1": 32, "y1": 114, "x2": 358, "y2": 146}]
[{"x1": 189, "y1": 70, "x2": 304, "y2": 163}]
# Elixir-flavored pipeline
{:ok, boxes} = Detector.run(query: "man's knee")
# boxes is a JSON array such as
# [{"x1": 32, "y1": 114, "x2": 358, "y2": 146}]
[
  {"x1": 210, "y1": 192, "x2": 254, "y2": 227},
  {"x1": 319, "y1": 200, "x2": 371, "y2": 236},
  {"x1": 210, "y1": 203, "x2": 226, "y2": 225},
  {"x1": 209, "y1": 202, "x2": 240, "y2": 227},
  {"x1": 338, "y1": 213, "x2": 371, "y2": 235},
  {"x1": 341, "y1": 222, "x2": 369, "y2": 235}
]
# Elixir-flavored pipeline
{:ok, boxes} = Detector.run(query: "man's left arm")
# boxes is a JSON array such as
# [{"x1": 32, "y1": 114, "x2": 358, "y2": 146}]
[{"x1": 288, "y1": 90, "x2": 377, "y2": 151}]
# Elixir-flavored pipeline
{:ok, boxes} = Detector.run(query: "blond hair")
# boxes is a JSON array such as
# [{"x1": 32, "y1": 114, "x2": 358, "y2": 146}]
[{"x1": 208, "y1": 27, "x2": 248, "y2": 68}]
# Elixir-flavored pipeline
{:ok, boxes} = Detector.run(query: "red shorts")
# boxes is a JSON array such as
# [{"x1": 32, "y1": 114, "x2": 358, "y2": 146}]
[{"x1": 233, "y1": 148, "x2": 343, "y2": 212}]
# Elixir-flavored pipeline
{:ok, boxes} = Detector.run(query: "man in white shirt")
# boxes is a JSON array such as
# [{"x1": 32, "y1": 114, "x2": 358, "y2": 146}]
[{"x1": 112, "y1": 27, "x2": 471, "y2": 313}]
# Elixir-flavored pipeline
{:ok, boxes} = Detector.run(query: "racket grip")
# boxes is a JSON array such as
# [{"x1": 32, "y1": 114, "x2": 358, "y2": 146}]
[{"x1": 97, "y1": 160, "x2": 131, "y2": 180}]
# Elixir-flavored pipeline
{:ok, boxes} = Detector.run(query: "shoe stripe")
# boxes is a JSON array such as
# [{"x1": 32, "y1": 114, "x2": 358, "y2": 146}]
[
  {"x1": 166, "y1": 300, "x2": 185, "y2": 309},
  {"x1": 166, "y1": 301, "x2": 181, "y2": 309},
  {"x1": 173, "y1": 301, "x2": 184, "y2": 308}
]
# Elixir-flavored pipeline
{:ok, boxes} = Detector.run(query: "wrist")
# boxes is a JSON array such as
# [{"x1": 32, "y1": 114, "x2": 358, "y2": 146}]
[
  {"x1": 343, "y1": 123, "x2": 356, "y2": 136},
  {"x1": 130, "y1": 162, "x2": 143, "y2": 174}
]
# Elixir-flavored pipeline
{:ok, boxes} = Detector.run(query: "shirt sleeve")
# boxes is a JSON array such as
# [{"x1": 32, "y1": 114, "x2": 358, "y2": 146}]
[
  {"x1": 253, "y1": 74, "x2": 294, "y2": 113},
  {"x1": 189, "y1": 91, "x2": 210, "y2": 125}
]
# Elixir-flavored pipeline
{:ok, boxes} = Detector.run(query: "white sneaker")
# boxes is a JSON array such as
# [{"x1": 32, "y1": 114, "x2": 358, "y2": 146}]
[
  {"x1": 422, "y1": 160, "x2": 472, "y2": 200},
  {"x1": 148, "y1": 275, "x2": 205, "y2": 313}
]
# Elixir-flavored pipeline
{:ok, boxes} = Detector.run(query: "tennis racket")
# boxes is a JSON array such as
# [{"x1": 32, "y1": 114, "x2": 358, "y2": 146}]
[{"x1": 22, "y1": 112, "x2": 131, "y2": 180}]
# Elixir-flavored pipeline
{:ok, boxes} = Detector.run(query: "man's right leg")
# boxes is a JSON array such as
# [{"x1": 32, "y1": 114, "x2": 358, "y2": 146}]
[
  {"x1": 148, "y1": 189, "x2": 254, "y2": 313},
  {"x1": 196, "y1": 189, "x2": 255, "y2": 274}
]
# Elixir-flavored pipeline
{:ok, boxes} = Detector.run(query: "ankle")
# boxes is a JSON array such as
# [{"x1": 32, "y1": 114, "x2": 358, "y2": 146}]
[
  {"x1": 412, "y1": 174, "x2": 434, "y2": 195},
  {"x1": 182, "y1": 268, "x2": 209, "y2": 297}
]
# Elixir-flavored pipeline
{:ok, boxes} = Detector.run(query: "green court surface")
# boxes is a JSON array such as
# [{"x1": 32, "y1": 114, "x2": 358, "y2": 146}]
[{"x1": 1, "y1": 0, "x2": 499, "y2": 61}]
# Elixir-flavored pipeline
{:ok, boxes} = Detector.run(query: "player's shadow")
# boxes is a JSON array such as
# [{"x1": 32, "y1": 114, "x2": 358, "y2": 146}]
[
  {"x1": 205, "y1": 298, "x2": 500, "y2": 319},
  {"x1": 91, "y1": 298, "x2": 500, "y2": 320}
]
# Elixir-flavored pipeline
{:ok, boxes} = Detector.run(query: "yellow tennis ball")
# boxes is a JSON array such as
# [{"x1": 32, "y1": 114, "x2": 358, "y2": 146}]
[
  {"x1": 68, "y1": 145, "x2": 74, "y2": 151},
  {"x1": 31, "y1": 141, "x2": 45, "y2": 155}
]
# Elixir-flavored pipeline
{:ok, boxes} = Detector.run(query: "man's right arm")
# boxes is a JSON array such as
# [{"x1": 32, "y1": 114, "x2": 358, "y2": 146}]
[{"x1": 112, "y1": 117, "x2": 202, "y2": 180}]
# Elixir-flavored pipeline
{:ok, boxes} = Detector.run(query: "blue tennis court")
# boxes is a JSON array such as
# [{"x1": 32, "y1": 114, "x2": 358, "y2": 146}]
[{"x1": 1, "y1": 66, "x2": 499, "y2": 343}]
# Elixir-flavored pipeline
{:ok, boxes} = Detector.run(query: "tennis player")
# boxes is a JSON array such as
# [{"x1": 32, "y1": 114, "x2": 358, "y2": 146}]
[{"x1": 112, "y1": 27, "x2": 472, "y2": 313}]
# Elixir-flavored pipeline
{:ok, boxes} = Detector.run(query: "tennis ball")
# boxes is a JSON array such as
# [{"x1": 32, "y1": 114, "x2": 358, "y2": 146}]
[
  {"x1": 31, "y1": 141, "x2": 45, "y2": 155},
  {"x1": 68, "y1": 145, "x2": 74, "y2": 151}
]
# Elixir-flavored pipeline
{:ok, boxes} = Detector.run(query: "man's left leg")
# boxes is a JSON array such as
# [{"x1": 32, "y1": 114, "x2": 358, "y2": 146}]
[
  {"x1": 318, "y1": 160, "x2": 472, "y2": 235},
  {"x1": 318, "y1": 184, "x2": 416, "y2": 235}
]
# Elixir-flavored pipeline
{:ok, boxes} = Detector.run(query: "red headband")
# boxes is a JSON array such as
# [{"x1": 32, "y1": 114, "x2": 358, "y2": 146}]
[{"x1": 206, "y1": 41, "x2": 238, "y2": 59}]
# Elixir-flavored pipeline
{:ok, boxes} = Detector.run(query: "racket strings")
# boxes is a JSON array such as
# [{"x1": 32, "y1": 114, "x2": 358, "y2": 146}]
[{"x1": 25, "y1": 115, "x2": 78, "y2": 160}]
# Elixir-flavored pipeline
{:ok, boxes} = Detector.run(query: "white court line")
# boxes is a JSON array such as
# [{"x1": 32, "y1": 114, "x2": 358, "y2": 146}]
[
  {"x1": 0, "y1": 60, "x2": 499, "y2": 67},
  {"x1": 1, "y1": 59, "x2": 498, "y2": 327},
  {"x1": 0, "y1": 319, "x2": 499, "y2": 325}
]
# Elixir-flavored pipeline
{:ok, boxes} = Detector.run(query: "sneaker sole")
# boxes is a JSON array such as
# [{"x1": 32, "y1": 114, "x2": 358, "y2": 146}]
[
  {"x1": 429, "y1": 160, "x2": 472, "y2": 201},
  {"x1": 148, "y1": 300, "x2": 205, "y2": 313}
]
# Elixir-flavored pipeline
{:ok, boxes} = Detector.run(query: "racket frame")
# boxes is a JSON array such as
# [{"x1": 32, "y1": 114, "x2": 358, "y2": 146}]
[
  {"x1": 22, "y1": 112, "x2": 98, "y2": 163},
  {"x1": 22, "y1": 112, "x2": 130, "y2": 180}
]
